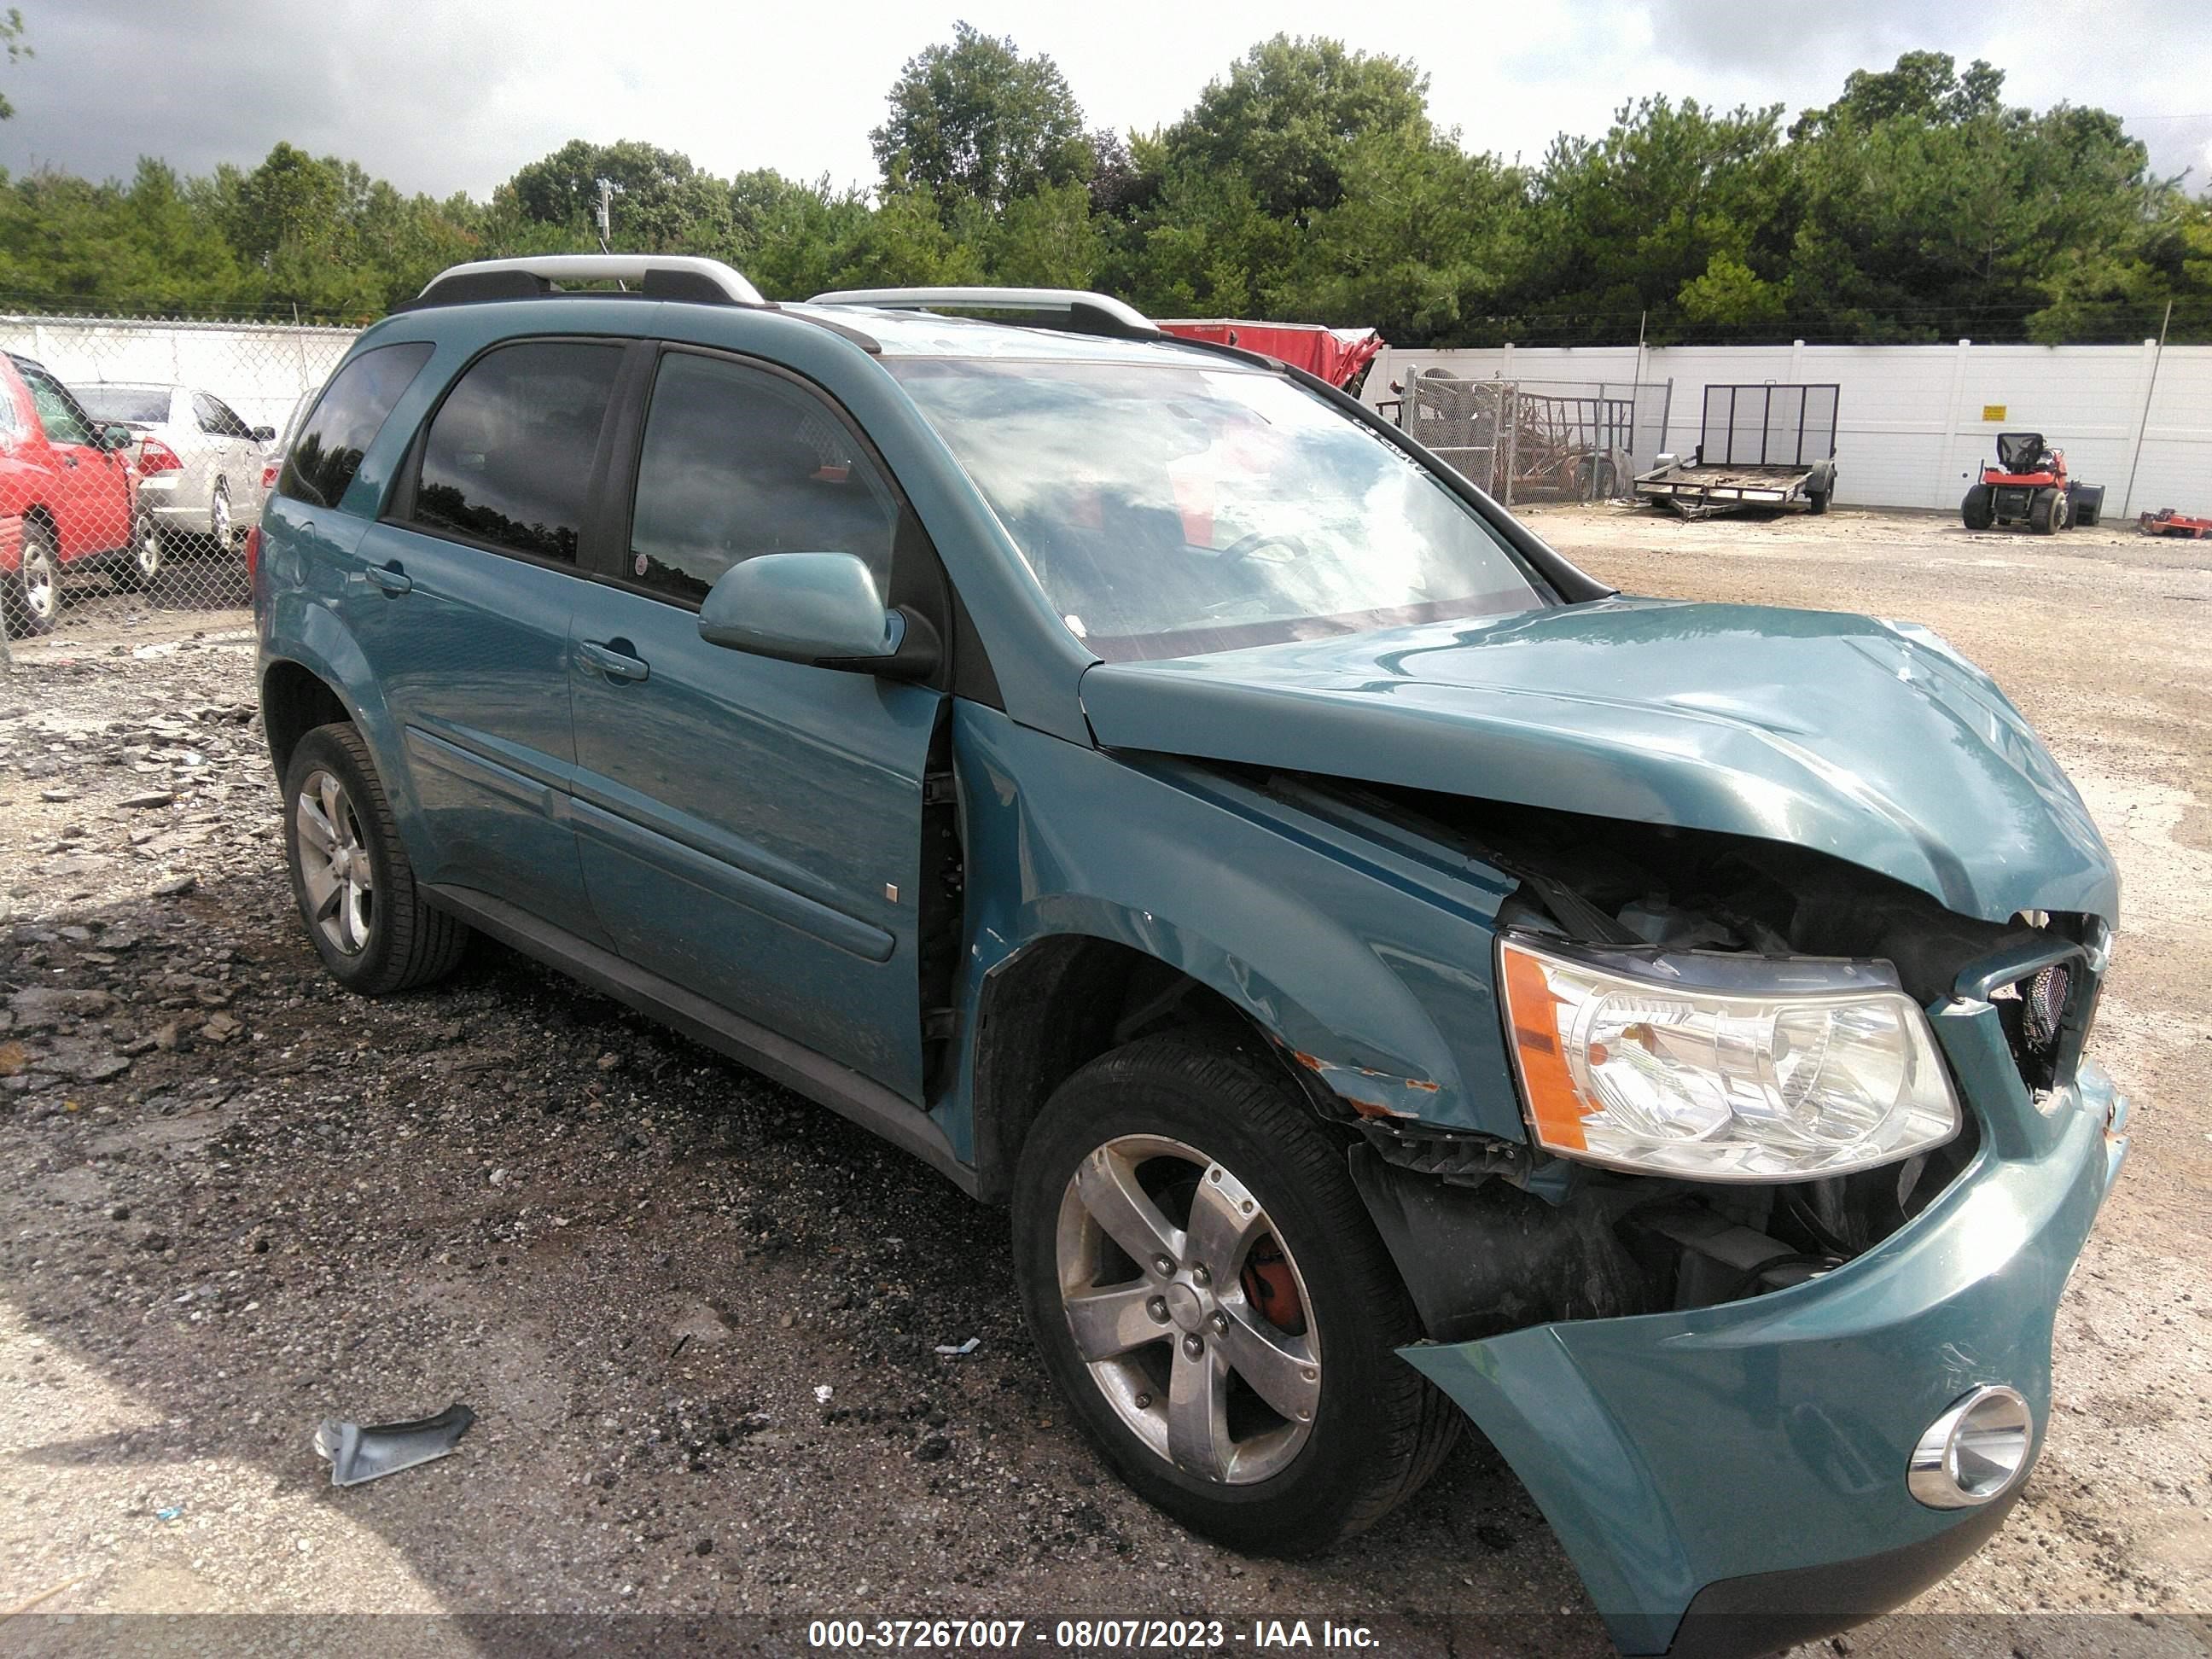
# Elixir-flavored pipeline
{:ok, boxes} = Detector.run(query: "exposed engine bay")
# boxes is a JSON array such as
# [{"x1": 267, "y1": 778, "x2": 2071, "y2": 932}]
[{"x1": 1277, "y1": 773, "x2": 2104, "y2": 1336}]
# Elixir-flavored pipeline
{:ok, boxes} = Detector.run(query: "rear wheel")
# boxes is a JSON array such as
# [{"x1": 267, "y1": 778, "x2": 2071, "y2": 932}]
[
  {"x1": 1961, "y1": 484, "x2": 1994, "y2": 531},
  {"x1": 1012, "y1": 1036, "x2": 1458, "y2": 1554},
  {"x1": 110, "y1": 515, "x2": 163, "y2": 590},
  {"x1": 282, "y1": 722, "x2": 470, "y2": 994},
  {"x1": 1806, "y1": 488, "x2": 1830, "y2": 515},
  {"x1": 4, "y1": 519, "x2": 59, "y2": 637},
  {"x1": 205, "y1": 480, "x2": 233, "y2": 555}
]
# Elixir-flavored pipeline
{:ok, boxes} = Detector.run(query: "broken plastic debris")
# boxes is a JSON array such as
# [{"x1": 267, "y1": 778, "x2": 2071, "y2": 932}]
[
  {"x1": 314, "y1": 1403, "x2": 476, "y2": 1487},
  {"x1": 154, "y1": 1505, "x2": 183, "y2": 1522},
  {"x1": 934, "y1": 1337, "x2": 981, "y2": 1356},
  {"x1": 813, "y1": 1384, "x2": 834, "y2": 1405}
]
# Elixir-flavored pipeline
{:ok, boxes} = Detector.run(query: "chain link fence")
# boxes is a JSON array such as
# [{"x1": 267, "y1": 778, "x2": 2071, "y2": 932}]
[
  {"x1": 0, "y1": 314, "x2": 359, "y2": 641},
  {"x1": 1377, "y1": 368, "x2": 1674, "y2": 507}
]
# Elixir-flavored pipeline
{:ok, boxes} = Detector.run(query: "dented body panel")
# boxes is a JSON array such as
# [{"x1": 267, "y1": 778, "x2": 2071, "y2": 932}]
[
  {"x1": 1080, "y1": 597, "x2": 2117, "y2": 926},
  {"x1": 1403, "y1": 1051, "x2": 2126, "y2": 1654},
  {"x1": 936, "y1": 704, "x2": 1531, "y2": 1151}
]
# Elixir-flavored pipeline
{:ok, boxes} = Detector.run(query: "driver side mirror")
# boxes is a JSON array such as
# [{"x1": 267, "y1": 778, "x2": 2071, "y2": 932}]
[
  {"x1": 252, "y1": 424, "x2": 277, "y2": 443},
  {"x1": 97, "y1": 424, "x2": 133, "y2": 452},
  {"x1": 696, "y1": 551, "x2": 939, "y2": 681}
]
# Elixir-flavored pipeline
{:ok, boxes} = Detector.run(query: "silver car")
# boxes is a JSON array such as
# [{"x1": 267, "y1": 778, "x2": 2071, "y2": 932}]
[{"x1": 73, "y1": 383, "x2": 276, "y2": 552}]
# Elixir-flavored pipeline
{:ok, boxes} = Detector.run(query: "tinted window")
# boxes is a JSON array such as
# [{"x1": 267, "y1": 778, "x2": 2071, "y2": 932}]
[
  {"x1": 79, "y1": 387, "x2": 172, "y2": 426},
  {"x1": 17, "y1": 364, "x2": 95, "y2": 446},
  {"x1": 627, "y1": 352, "x2": 897, "y2": 606},
  {"x1": 280, "y1": 342, "x2": 434, "y2": 509},
  {"x1": 195, "y1": 393, "x2": 254, "y2": 439},
  {"x1": 410, "y1": 342, "x2": 620, "y2": 564}
]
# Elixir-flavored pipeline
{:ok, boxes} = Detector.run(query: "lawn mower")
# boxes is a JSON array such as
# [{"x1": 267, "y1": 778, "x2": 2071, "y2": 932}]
[{"x1": 1961, "y1": 433, "x2": 2104, "y2": 533}]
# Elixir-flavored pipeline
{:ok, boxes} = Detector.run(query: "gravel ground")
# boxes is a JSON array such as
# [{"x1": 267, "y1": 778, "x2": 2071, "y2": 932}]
[{"x1": 0, "y1": 504, "x2": 2207, "y2": 1656}]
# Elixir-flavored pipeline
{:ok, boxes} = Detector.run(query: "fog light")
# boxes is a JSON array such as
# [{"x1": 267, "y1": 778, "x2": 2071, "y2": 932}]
[{"x1": 1908, "y1": 1385, "x2": 2034, "y2": 1509}]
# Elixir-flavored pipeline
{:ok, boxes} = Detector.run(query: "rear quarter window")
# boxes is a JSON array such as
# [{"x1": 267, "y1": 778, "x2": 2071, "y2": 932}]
[{"x1": 278, "y1": 342, "x2": 435, "y2": 510}]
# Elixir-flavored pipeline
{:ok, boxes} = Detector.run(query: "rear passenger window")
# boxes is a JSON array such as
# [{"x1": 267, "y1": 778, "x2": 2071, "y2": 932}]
[
  {"x1": 280, "y1": 342, "x2": 434, "y2": 509},
  {"x1": 409, "y1": 341, "x2": 621, "y2": 564},
  {"x1": 626, "y1": 351, "x2": 898, "y2": 606}
]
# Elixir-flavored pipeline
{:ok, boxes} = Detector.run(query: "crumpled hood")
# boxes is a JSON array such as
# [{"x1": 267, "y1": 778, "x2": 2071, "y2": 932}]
[{"x1": 1078, "y1": 597, "x2": 2118, "y2": 927}]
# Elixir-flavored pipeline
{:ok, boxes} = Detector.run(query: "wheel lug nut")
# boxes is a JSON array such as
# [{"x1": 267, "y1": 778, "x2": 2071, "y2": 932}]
[
  {"x1": 1147, "y1": 1296, "x2": 1169, "y2": 1324},
  {"x1": 1152, "y1": 1254, "x2": 1174, "y2": 1277},
  {"x1": 1190, "y1": 1265, "x2": 1210, "y2": 1288},
  {"x1": 1210, "y1": 1311, "x2": 1229, "y2": 1334},
  {"x1": 1134, "y1": 1392, "x2": 1153, "y2": 1410},
  {"x1": 1182, "y1": 1334, "x2": 1204, "y2": 1359},
  {"x1": 1301, "y1": 1366, "x2": 1317, "y2": 1382}
]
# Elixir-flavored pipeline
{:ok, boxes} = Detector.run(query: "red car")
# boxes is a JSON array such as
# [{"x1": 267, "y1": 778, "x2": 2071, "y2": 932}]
[{"x1": 1, "y1": 352, "x2": 155, "y2": 636}]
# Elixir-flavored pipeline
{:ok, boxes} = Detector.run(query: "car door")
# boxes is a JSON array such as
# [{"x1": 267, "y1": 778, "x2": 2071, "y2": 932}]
[
  {"x1": 568, "y1": 346, "x2": 945, "y2": 1099},
  {"x1": 197, "y1": 392, "x2": 265, "y2": 528},
  {"x1": 351, "y1": 337, "x2": 626, "y2": 942},
  {"x1": 16, "y1": 362, "x2": 131, "y2": 558}
]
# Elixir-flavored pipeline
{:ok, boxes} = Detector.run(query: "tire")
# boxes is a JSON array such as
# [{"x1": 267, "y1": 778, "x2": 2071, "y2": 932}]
[
  {"x1": 2029, "y1": 487, "x2": 2058, "y2": 535},
  {"x1": 4, "y1": 518, "x2": 60, "y2": 637},
  {"x1": 282, "y1": 722, "x2": 469, "y2": 994},
  {"x1": 1012, "y1": 1036, "x2": 1459, "y2": 1555},
  {"x1": 110, "y1": 515, "x2": 163, "y2": 590},
  {"x1": 204, "y1": 481, "x2": 233, "y2": 555},
  {"x1": 1806, "y1": 489, "x2": 1830, "y2": 515},
  {"x1": 1961, "y1": 484, "x2": 1994, "y2": 531}
]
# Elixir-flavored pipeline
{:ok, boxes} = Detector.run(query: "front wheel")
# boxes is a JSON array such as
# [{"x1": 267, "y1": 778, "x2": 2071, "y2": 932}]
[
  {"x1": 1012, "y1": 1037, "x2": 1458, "y2": 1554},
  {"x1": 1961, "y1": 484, "x2": 1994, "y2": 531},
  {"x1": 282, "y1": 722, "x2": 470, "y2": 994}
]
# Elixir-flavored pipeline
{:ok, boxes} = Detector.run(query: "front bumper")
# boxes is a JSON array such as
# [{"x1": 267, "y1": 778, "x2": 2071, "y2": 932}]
[{"x1": 1402, "y1": 1049, "x2": 2128, "y2": 1656}]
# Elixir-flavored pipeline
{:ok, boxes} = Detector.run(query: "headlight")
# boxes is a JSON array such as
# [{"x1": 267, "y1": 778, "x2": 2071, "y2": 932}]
[{"x1": 1499, "y1": 937, "x2": 1961, "y2": 1179}]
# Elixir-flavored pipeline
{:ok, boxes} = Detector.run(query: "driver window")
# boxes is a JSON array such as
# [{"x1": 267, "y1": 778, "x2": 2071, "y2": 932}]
[
  {"x1": 21, "y1": 367, "x2": 94, "y2": 447},
  {"x1": 626, "y1": 352, "x2": 897, "y2": 608}
]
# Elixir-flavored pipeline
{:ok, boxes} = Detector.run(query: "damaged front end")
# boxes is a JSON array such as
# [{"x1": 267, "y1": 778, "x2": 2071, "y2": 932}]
[{"x1": 1294, "y1": 782, "x2": 2128, "y2": 1656}]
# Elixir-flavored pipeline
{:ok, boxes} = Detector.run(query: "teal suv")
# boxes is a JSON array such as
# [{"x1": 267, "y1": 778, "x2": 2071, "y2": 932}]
[{"x1": 254, "y1": 256, "x2": 2131, "y2": 1656}]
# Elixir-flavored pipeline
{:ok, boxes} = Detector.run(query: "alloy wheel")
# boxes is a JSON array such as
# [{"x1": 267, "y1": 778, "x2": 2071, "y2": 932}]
[
  {"x1": 1054, "y1": 1134, "x2": 1321, "y2": 1485},
  {"x1": 20, "y1": 536, "x2": 57, "y2": 623},
  {"x1": 133, "y1": 519, "x2": 163, "y2": 580},
  {"x1": 294, "y1": 768, "x2": 375, "y2": 955},
  {"x1": 209, "y1": 486, "x2": 233, "y2": 550}
]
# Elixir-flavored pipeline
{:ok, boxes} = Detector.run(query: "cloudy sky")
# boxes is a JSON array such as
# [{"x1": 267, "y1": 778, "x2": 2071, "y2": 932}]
[{"x1": 4, "y1": 0, "x2": 2207, "y2": 199}]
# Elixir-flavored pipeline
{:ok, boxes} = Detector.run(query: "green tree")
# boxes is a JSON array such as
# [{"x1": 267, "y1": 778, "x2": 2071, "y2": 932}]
[
  {"x1": 507, "y1": 139, "x2": 732, "y2": 252},
  {"x1": 870, "y1": 23, "x2": 1089, "y2": 213},
  {"x1": 1157, "y1": 36, "x2": 1432, "y2": 224},
  {"x1": 0, "y1": 7, "x2": 28, "y2": 121}
]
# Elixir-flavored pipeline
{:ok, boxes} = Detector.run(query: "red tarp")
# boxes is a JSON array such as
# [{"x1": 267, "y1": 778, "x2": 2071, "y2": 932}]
[{"x1": 1155, "y1": 320, "x2": 1385, "y2": 389}]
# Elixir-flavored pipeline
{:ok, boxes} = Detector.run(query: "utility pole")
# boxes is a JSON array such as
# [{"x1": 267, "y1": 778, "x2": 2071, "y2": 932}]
[{"x1": 2121, "y1": 299, "x2": 2172, "y2": 519}]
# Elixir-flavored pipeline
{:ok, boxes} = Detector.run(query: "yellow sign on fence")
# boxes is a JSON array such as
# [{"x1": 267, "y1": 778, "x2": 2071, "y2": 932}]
[{"x1": 1982, "y1": 405, "x2": 2007, "y2": 422}]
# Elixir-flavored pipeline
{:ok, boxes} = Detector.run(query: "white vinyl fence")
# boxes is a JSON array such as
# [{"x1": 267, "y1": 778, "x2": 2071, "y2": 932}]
[
  {"x1": 0, "y1": 314, "x2": 357, "y2": 439},
  {"x1": 1370, "y1": 339, "x2": 2212, "y2": 517}
]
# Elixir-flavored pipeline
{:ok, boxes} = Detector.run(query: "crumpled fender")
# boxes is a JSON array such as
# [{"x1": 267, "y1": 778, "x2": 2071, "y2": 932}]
[{"x1": 944, "y1": 703, "x2": 1529, "y2": 1147}]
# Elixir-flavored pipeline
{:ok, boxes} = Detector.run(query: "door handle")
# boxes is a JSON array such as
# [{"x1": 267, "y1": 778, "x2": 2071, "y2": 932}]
[
  {"x1": 62, "y1": 454, "x2": 78, "y2": 469},
  {"x1": 580, "y1": 640, "x2": 650, "y2": 683},
  {"x1": 367, "y1": 562, "x2": 412, "y2": 597}
]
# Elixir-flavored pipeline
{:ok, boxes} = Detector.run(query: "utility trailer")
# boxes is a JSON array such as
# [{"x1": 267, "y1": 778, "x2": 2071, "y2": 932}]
[{"x1": 1635, "y1": 383, "x2": 1840, "y2": 520}]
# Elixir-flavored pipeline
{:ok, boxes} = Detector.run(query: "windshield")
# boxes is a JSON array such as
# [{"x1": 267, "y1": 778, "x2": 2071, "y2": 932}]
[
  {"x1": 76, "y1": 387, "x2": 171, "y2": 426},
  {"x1": 888, "y1": 358, "x2": 1549, "y2": 661}
]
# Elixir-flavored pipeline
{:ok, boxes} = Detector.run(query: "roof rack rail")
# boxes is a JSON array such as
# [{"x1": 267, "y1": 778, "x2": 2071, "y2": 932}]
[
  {"x1": 806, "y1": 286, "x2": 1161, "y2": 340},
  {"x1": 409, "y1": 255, "x2": 767, "y2": 311}
]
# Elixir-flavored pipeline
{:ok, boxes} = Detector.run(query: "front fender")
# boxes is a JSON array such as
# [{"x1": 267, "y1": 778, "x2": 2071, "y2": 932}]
[{"x1": 943, "y1": 703, "x2": 1526, "y2": 1154}]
